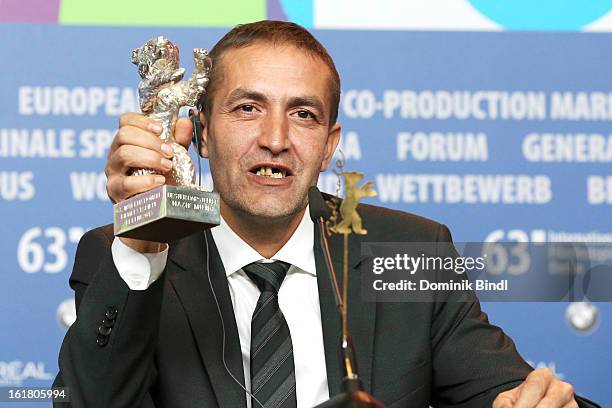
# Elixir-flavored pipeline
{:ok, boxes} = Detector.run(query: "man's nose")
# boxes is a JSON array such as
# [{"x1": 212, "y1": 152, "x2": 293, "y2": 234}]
[{"x1": 257, "y1": 111, "x2": 290, "y2": 155}]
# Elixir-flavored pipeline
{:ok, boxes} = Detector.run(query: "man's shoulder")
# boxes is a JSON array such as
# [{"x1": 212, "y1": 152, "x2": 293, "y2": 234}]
[
  {"x1": 357, "y1": 202, "x2": 452, "y2": 242},
  {"x1": 68, "y1": 224, "x2": 115, "y2": 287},
  {"x1": 81, "y1": 224, "x2": 115, "y2": 246}
]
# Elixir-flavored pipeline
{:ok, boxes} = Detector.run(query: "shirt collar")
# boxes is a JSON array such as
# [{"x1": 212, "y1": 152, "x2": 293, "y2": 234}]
[{"x1": 210, "y1": 206, "x2": 316, "y2": 277}]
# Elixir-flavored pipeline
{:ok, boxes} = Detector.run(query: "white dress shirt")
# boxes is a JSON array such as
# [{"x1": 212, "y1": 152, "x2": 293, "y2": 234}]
[{"x1": 111, "y1": 207, "x2": 330, "y2": 408}]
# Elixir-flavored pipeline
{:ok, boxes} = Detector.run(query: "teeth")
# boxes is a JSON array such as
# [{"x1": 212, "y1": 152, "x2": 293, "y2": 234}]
[{"x1": 254, "y1": 166, "x2": 287, "y2": 178}]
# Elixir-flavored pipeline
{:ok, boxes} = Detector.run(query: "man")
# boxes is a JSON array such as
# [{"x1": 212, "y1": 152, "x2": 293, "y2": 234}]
[{"x1": 55, "y1": 20, "x2": 584, "y2": 407}]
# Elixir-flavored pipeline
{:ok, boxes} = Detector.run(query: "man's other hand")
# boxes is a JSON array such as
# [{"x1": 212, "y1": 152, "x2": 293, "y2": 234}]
[{"x1": 493, "y1": 368, "x2": 578, "y2": 408}]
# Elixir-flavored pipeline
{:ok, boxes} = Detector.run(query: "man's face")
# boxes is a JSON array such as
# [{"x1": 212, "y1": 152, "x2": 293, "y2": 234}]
[{"x1": 200, "y1": 43, "x2": 341, "y2": 220}]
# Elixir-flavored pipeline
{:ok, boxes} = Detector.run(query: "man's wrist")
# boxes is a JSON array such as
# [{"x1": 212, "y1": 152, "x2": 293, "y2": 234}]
[{"x1": 112, "y1": 237, "x2": 168, "y2": 290}]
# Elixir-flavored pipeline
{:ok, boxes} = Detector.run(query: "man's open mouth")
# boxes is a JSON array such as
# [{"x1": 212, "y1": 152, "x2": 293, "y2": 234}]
[{"x1": 249, "y1": 165, "x2": 292, "y2": 179}]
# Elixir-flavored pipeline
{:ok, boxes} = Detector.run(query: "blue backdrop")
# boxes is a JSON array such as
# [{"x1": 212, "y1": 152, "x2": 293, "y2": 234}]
[{"x1": 1, "y1": 24, "x2": 610, "y2": 405}]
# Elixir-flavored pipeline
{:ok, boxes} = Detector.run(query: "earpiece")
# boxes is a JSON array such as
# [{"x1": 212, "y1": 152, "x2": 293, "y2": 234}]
[
  {"x1": 190, "y1": 105, "x2": 204, "y2": 187},
  {"x1": 203, "y1": 231, "x2": 265, "y2": 408},
  {"x1": 190, "y1": 104, "x2": 204, "y2": 155}
]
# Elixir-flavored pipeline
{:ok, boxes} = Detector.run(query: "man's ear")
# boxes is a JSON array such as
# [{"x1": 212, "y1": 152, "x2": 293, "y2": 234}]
[
  {"x1": 320, "y1": 122, "x2": 341, "y2": 172},
  {"x1": 198, "y1": 113, "x2": 210, "y2": 158}
]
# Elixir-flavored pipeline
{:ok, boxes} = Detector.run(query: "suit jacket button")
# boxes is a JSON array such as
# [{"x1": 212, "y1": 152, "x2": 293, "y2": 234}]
[
  {"x1": 101, "y1": 318, "x2": 115, "y2": 328},
  {"x1": 96, "y1": 334, "x2": 109, "y2": 347},
  {"x1": 105, "y1": 307, "x2": 118, "y2": 320},
  {"x1": 98, "y1": 325, "x2": 112, "y2": 336}
]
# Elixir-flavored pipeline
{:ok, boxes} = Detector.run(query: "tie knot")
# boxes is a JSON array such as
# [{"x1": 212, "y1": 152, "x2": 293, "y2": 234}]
[{"x1": 243, "y1": 261, "x2": 291, "y2": 293}]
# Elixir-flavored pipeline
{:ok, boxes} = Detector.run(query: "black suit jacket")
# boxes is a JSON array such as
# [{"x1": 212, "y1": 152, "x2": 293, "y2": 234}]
[{"x1": 55, "y1": 203, "x2": 542, "y2": 407}]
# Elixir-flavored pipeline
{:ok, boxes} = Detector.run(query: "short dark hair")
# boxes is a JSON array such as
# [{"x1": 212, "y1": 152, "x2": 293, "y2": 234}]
[{"x1": 201, "y1": 20, "x2": 341, "y2": 125}]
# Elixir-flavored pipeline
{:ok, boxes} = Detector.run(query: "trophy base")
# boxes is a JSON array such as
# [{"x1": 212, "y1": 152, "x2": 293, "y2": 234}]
[{"x1": 113, "y1": 185, "x2": 220, "y2": 243}]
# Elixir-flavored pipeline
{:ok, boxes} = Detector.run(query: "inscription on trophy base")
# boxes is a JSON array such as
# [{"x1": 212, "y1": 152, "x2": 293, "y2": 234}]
[{"x1": 114, "y1": 185, "x2": 220, "y2": 243}]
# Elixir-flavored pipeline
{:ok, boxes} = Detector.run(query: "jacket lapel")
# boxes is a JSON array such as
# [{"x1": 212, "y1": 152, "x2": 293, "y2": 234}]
[
  {"x1": 315, "y1": 221, "x2": 377, "y2": 396},
  {"x1": 164, "y1": 210, "x2": 377, "y2": 404},
  {"x1": 167, "y1": 230, "x2": 246, "y2": 408}
]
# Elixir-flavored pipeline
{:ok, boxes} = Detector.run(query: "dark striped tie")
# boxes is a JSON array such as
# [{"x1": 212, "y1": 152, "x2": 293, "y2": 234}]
[{"x1": 243, "y1": 261, "x2": 297, "y2": 408}]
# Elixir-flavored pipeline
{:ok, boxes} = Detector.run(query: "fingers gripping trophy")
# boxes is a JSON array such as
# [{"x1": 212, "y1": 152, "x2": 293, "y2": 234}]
[{"x1": 113, "y1": 36, "x2": 220, "y2": 243}]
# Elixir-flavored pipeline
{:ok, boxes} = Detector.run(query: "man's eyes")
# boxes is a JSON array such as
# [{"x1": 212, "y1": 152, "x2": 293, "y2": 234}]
[
  {"x1": 232, "y1": 104, "x2": 319, "y2": 122},
  {"x1": 238, "y1": 104, "x2": 256, "y2": 112},
  {"x1": 296, "y1": 110, "x2": 315, "y2": 119}
]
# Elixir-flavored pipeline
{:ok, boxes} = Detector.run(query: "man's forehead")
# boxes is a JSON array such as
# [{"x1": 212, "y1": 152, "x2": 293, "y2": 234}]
[
  {"x1": 215, "y1": 42, "x2": 329, "y2": 76},
  {"x1": 213, "y1": 44, "x2": 332, "y2": 97}
]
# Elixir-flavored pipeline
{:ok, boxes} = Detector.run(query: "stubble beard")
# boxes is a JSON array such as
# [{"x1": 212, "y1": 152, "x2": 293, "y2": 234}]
[
  {"x1": 207, "y1": 129, "x2": 320, "y2": 225},
  {"x1": 221, "y1": 183, "x2": 308, "y2": 224}
]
